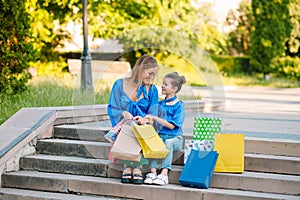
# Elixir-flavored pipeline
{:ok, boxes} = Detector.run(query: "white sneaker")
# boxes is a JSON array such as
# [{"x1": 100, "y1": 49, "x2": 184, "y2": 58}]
[
  {"x1": 153, "y1": 174, "x2": 169, "y2": 185},
  {"x1": 144, "y1": 173, "x2": 156, "y2": 184}
]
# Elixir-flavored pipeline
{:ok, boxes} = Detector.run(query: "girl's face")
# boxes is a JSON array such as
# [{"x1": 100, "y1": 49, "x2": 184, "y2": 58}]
[
  {"x1": 162, "y1": 77, "x2": 177, "y2": 96},
  {"x1": 142, "y1": 67, "x2": 158, "y2": 85}
]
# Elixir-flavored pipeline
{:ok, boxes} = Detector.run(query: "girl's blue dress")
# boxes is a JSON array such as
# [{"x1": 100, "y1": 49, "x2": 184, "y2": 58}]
[
  {"x1": 156, "y1": 99, "x2": 185, "y2": 137},
  {"x1": 107, "y1": 79, "x2": 158, "y2": 127}
]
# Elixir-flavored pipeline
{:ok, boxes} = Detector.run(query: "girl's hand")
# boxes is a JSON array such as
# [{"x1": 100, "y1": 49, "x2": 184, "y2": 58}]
[
  {"x1": 122, "y1": 111, "x2": 133, "y2": 120},
  {"x1": 144, "y1": 115, "x2": 154, "y2": 125},
  {"x1": 133, "y1": 116, "x2": 148, "y2": 125}
]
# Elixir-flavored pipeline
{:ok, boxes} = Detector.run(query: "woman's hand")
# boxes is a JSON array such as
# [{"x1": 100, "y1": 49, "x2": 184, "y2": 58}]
[
  {"x1": 133, "y1": 116, "x2": 150, "y2": 125},
  {"x1": 122, "y1": 111, "x2": 133, "y2": 120}
]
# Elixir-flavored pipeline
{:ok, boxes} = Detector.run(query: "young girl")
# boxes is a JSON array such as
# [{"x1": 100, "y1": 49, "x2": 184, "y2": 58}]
[{"x1": 143, "y1": 72, "x2": 186, "y2": 185}]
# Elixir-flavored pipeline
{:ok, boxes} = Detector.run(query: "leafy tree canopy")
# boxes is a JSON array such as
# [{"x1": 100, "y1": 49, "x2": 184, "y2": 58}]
[
  {"x1": 225, "y1": 0, "x2": 253, "y2": 56},
  {"x1": 250, "y1": 0, "x2": 292, "y2": 75},
  {"x1": 26, "y1": 0, "x2": 226, "y2": 60},
  {"x1": 0, "y1": 0, "x2": 37, "y2": 94}
]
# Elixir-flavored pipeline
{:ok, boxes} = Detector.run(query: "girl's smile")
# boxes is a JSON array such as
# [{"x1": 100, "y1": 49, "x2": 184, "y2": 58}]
[{"x1": 162, "y1": 77, "x2": 177, "y2": 96}]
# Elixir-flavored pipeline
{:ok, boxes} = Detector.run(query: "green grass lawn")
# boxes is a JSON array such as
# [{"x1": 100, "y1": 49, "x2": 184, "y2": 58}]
[
  {"x1": 0, "y1": 75, "x2": 110, "y2": 125},
  {"x1": 0, "y1": 71, "x2": 299, "y2": 125}
]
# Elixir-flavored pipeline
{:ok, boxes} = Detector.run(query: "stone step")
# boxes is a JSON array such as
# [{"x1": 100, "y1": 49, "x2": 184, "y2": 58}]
[
  {"x1": 244, "y1": 153, "x2": 300, "y2": 175},
  {"x1": 170, "y1": 166, "x2": 300, "y2": 195},
  {"x1": 19, "y1": 154, "x2": 300, "y2": 195},
  {"x1": 37, "y1": 139, "x2": 110, "y2": 159},
  {"x1": 36, "y1": 138, "x2": 300, "y2": 175},
  {"x1": 20, "y1": 155, "x2": 111, "y2": 177},
  {"x1": 244, "y1": 137, "x2": 300, "y2": 158},
  {"x1": 53, "y1": 124, "x2": 110, "y2": 142},
  {"x1": 53, "y1": 124, "x2": 300, "y2": 157},
  {"x1": 2, "y1": 171, "x2": 299, "y2": 200},
  {"x1": 0, "y1": 188, "x2": 131, "y2": 200}
]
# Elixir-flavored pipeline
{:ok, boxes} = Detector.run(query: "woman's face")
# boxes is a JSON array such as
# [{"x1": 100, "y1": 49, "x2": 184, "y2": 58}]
[
  {"x1": 142, "y1": 67, "x2": 158, "y2": 85},
  {"x1": 162, "y1": 77, "x2": 177, "y2": 95}
]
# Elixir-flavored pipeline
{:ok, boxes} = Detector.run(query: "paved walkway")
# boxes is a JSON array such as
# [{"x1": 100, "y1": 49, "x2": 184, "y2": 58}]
[
  {"x1": 76, "y1": 87, "x2": 300, "y2": 141},
  {"x1": 182, "y1": 86, "x2": 300, "y2": 140}
]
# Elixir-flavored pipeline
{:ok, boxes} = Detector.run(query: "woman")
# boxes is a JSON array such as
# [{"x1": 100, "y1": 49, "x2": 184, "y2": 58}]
[{"x1": 107, "y1": 54, "x2": 159, "y2": 184}]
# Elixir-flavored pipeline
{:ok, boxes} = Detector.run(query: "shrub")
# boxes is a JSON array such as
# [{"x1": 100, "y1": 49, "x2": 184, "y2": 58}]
[
  {"x1": 211, "y1": 55, "x2": 251, "y2": 75},
  {"x1": 36, "y1": 57, "x2": 68, "y2": 77},
  {"x1": 272, "y1": 56, "x2": 300, "y2": 80},
  {"x1": 0, "y1": 0, "x2": 37, "y2": 94}
]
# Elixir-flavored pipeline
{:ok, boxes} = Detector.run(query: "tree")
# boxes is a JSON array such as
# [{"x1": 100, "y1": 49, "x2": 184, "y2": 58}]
[
  {"x1": 225, "y1": 0, "x2": 253, "y2": 55},
  {"x1": 0, "y1": 0, "x2": 37, "y2": 94},
  {"x1": 26, "y1": 0, "x2": 225, "y2": 59},
  {"x1": 250, "y1": 0, "x2": 292, "y2": 79},
  {"x1": 25, "y1": 0, "x2": 73, "y2": 62},
  {"x1": 88, "y1": 0, "x2": 227, "y2": 60}
]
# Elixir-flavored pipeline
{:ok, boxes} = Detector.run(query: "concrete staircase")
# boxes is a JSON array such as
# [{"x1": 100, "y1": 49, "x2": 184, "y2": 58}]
[{"x1": 1, "y1": 123, "x2": 300, "y2": 200}]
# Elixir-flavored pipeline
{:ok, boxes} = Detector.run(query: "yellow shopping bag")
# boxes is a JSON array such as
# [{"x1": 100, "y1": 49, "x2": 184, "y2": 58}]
[
  {"x1": 214, "y1": 133, "x2": 244, "y2": 173},
  {"x1": 132, "y1": 124, "x2": 169, "y2": 159}
]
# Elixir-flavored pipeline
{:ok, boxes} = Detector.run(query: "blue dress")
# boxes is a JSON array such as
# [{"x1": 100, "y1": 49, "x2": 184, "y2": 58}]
[
  {"x1": 107, "y1": 79, "x2": 159, "y2": 127},
  {"x1": 156, "y1": 99, "x2": 185, "y2": 137}
]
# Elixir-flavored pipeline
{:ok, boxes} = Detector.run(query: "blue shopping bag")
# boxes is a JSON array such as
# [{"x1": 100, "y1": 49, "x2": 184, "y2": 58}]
[{"x1": 179, "y1": 150, "x2": 219, "y2": 189}]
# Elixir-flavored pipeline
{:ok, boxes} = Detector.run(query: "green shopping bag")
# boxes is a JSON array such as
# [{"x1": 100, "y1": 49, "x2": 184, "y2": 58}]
[{"x1": 193, "y1": 117, "x2": 222, "y2": 140}]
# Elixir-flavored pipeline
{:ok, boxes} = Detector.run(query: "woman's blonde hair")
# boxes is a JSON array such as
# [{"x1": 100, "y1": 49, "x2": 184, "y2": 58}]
[{"x1": 126, "y1": 55, "x2": 158, "y2": 86}]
